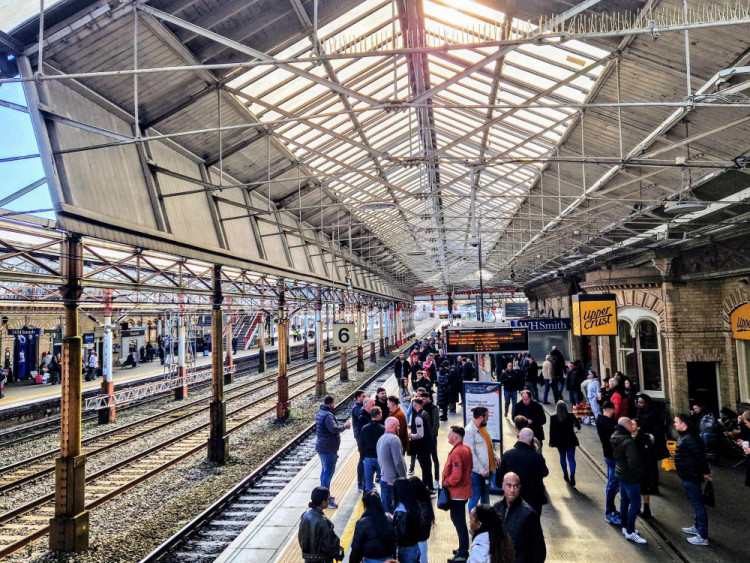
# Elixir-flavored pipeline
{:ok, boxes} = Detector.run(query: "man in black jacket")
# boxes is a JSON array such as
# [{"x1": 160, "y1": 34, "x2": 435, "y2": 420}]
[
  {"x1": 674, "y1": 413, "x2": 713, "y2": 546},
  {"x1": 512, "y1": 390, "x2": 547, "y2": 444},
  {"x1": 374, "y1": 388, "x2": 389, "y2": 424},
  {"x1": 500, "y1": 363, "x2": 524, "y2": 417},
  {"x1": 596, "y1": 402, "x2": 621, "y2": 526},
  {"x1": 352, "y1": 390, "x2": 367, "y2": 492},
  {"x1": 420, "y1": 391, "x2": 441, "y2": 487},
  {"x1": 393, "y1": 353, "x2": 409, "y2": 380},
  {"x1": 611, "y1": 417, "x2": 647, "y2": 544},
  {"x1": 298, "y1": 487, "x2": 344, "y2": 562},
  {"x1": 498, "y1": 429, "x2": 549, "y2": 515},
  {"x1": 493, "y1": 472, "x2": 546, "y2": 563},
  {"x1": 360, "y1": 407, "x2": 385, "y2": 492}
]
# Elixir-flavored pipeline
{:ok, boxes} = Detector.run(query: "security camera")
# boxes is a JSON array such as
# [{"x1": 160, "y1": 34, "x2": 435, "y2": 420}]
[{"x1": 467, "y1": 236, "x2": 480, "y2": 247}]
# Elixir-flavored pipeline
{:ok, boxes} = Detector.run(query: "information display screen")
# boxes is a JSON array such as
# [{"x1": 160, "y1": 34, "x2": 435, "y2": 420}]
[{"x1": 445, "y1": 327, "x2": 529, "y2": 354}]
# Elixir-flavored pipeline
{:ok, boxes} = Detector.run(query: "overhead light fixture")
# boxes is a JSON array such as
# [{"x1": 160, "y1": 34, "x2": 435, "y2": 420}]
[
  {"x1": 467, "y1": 236, "x2": 480, "y2": 248},
  {"x1": 361, "y1": 202, "x2": 396, "y2": 211},
  {"x1": 407, "y1": 250, "x2": 426, "y2": 256},
  {"x1": 568, "y1": 248, "x2": 584, "y2": 259},
  {"x1": 665, "y1": 162, "x2": 708, "y2": 216}
]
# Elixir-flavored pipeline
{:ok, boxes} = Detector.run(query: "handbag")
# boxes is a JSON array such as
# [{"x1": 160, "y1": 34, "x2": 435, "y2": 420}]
[
  {"x1": 437, "y1": 486, "x2": 451, "y2": 511},
  {"x1": 702, "y1": 481, "x2": 715, "y2": 507}
]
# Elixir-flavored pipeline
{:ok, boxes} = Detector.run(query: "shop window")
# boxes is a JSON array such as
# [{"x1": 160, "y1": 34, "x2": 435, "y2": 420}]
[
  {"x1": 617, "y1": 320, "x2": 637, "y2": 378},
  {"x1": 638, "y1": 320, "x2": 662, "y2": 392},
  {"x1": 737, "y1": 340, "x2": 750, "y2": 403},
  {"x1": 616, "y1": 313, "x2": 665, "y2": 396},
  {"x1": 548, "y1": 309, "x2": 555, "y2": 318}
]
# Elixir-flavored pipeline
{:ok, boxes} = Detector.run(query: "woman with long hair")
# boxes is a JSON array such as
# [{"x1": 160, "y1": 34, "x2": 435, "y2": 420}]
[
  {"x1": 407, "y1": 476, "x2": 435, "y2": 562},
  {"x1": 549, "y1": 400, "x2": 581, "y2": 486},
  {"x1": 350, "y1": 492, "x2": 397, "y2": 563},
  {"x1": 392, "y1": 478, "x2": 423, "y2": 562},
  {"x1": 467, "y1": 504, "x2": 515, "y2": 563}
]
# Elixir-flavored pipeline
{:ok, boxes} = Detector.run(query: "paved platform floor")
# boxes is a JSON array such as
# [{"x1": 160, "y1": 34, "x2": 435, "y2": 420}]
[{"x1": 0, "y1": 338, "x2": 313, "y2": 411}]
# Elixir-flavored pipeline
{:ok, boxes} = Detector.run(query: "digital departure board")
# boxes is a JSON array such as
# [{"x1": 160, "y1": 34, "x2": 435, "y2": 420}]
[{"x1": 445, "y1": 327, "x2": 529, "y2": 354}]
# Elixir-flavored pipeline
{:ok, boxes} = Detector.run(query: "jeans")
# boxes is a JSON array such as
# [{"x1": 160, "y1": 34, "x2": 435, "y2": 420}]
[
  {"x1": 381, "y1": 481, "x2": 395, "y2": 514},
  {"x1": 527, "y1": 382, "x2": 539, "y2": 402},
  {"x1": 397, "y1": 544, "x2": 420, "y2": 563},
  {"x1": 357, "y1": 452, "x2": 365, "y2": 490},
  {"x1": 364, "y1": 457, "x2": 380, "y2": 492},
  {"x1": 503, "y1": 390, "x2": 517, "y2": 414},
  {"x1": 543, "y1": 379, "x2": 551, "y2": 402},
  {"x1": 469, "y1": 472, "x2": 490, "y2": 512},
  {"x1": 604, "y1": 457, "x2": 620, "y2": 515},
  {"x1": 449, "y1": 499, "x2": 469, "y2": 557},
  {"x1": 364, "y1": 558, "x2": 391, "y2": 563},
  {"x1": 318, "y1": 452, "x2": 338, "y2": 490},
  {"x1": 418, "y1": 540, "x2": 428, "y2": 562},
  {"x1": 681, "y1": 480, "x2": 708, "y2": 538},
  {"x1": 619, "y1": 481, "x2": 642, "y2": 535},
  {"x1": 557, "y1": 448, "x2": 577, "y2": 477}
]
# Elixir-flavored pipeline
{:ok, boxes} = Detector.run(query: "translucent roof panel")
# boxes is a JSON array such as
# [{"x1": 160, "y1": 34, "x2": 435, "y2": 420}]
[{"x1": 229, "y1": 0, "x2": 610, "y2": 287}]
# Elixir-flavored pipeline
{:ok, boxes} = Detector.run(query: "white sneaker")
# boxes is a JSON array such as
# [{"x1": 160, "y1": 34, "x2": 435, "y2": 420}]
[
  {"x1": 407, "y1": 469, "x2": 414, "y2": 476},
  {"x1": 681, "y1": 526, "x2": 699, "y2": 535},
  {"x1": 626, "y1": 531, "x2": 647, "y2": 544},
  {"x1": 622, "y1": 527, "x2": 639, "y2": 537},
  {"x1": 687, "y1": 535, "x2": 709, "y2": 546},
  {"x1": 433, "y1": 480, "x2": 439, "y2": 490}
]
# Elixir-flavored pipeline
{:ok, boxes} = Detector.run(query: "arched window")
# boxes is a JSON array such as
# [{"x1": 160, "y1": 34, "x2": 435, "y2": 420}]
[
  {"x1": 616, "y1": 309, "x2": 665, "y2": 396},
  {"x1": 548, "y1": 309, "x2": 555, "y2": 318}
]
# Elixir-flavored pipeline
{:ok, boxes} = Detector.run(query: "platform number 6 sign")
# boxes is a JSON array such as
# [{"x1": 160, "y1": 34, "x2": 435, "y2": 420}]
[{"x1": 332, "y1": 323, "x2": 355, "y2": 348}]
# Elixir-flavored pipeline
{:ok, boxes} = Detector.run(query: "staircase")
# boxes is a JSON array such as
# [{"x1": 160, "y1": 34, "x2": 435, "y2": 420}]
[{"x1": 231, "y1": 313, "x2": 263, "y2": 350}]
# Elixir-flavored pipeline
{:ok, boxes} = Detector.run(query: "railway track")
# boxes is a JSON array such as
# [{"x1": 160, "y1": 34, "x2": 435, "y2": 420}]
[
  {"x1": 139, "y1": 326, "x2": 434, "y2": 563},
  {"x1": 0, "y1": 351, "x2": 349, "y2": 495},
  {"x1": 0, "y1": 345, "x2": 312, "y2": 448},
  {"x1": 0, "y1": 350, "x2": 363, "y2": 558}
]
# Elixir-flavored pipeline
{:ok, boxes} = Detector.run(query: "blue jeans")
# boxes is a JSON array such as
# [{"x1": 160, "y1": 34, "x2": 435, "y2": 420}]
[
  {"x1": 557, "y1": 448, "x2": 576, "y2": 477},
  {"x1": 503, "y1": 390, "x2": 517, "y2": 414},
  {"x1": 397, "y1": 544, "x2": 420, "y2": 563},
  {"x1": 364, "y1": 558, "x2": 391, "y2": 563},
  {"x1": 418, "y1": 540, "x2": 428, "y2": 562},
  {"x1": 681, "y1": 480, "x2": 708, "y2": 538},
  {"x1": 619, "y1": 481, "x2": 642, "y2": 535},
  {"x1": 469, "y1": 472, "x2": 489, "y2": 512},
  {"x1": 381, "y1": 481, "x2": 395, "y2": 514},
  {"x1": 527, "y1": 382, "x2": 539, "y2": 402},
  {"x1": 543, "y1": 379, "x2": 551, "y2": 402},
  {"x1": 604, "y1": 457, "x2": 620, "y2": 515},
  {"x1": 318, "y1": 452, "x2": 338, "y2": 490},
  {"x1": 364, "y1": 457, "x2": 381, "y2": 492}
]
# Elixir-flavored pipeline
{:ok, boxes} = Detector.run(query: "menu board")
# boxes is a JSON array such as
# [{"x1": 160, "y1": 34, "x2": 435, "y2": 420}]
[{"x1": 445, "y1": 327, "x2": 529, "y2": 354}]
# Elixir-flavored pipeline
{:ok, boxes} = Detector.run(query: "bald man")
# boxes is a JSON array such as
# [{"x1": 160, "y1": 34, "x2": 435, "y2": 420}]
[
  {"x1": 611, "y1": 417, "x2": 647, "y2": 544},
  {"x1": 377, "y1": 417, "x2": 406, "y2": 513},
  {"x1": 493, "y1": 473, "x2": 546, "y2": 563},
  {"x1": 498, "y1": 427, "x2": 549, "y2": 515}
]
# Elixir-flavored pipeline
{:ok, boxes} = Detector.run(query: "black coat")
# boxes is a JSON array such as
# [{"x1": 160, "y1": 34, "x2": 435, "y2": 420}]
[
  {"x1": 374, "y1": 398, "x2": 389, "y2": 424},
  {"x1": 549, "y1": 349, "x2": 565, "y2": 378},
  {"x1": 349, "y1": 510, "x2": 396, "y2": 563},
  {"x1": 512, "y1": 400, "x2": 547, "y2": 442},
  {"x1": 637, "y1": 407, "x2": 669, "y2": 460},
  {"x1": 549, "y1": 413, "x2": 580, "y2": 450},
  {"x1": 447, "y1": 366, "x2": 462, "y2": 403},
  {"x1": 525, "y1": 361, "x2": 539, "y2": 385},
  {"x1": 501, "y1": 369, "x2": 524, "y2": 392},
  {"x1": 359, "y1": 421, "x2": 385, "y2": 458},
  {"x1": 461, "y1": 361, "x2": 476, "y2": 382},
  {"x1": 611, "y1": 424, "x2": 643, "y2": 484},
  {"x1": 675, "y1": 430, "x2": 710, "y2": 483},
  {"x1": 493, "y1": 497, "x2": 546, "y2": 563},
  {"x1": 351, "y1": 402, "x2": 365, "y2": 441},
  {"x1": 596, "y1": 414, "x2": 616, "y2": 459},
  {"x1": 298, "y1": 507, "x2": 343, "y2": 562},
  {"x1": 436, "y1": 370, "x2": 451, "y2": 407},
  {"x1": 499, "y1": 441, "x2": 549, "y2": 513},
  {"x1": 394, "y1": 359, "x2": 409, "y2": 380}
]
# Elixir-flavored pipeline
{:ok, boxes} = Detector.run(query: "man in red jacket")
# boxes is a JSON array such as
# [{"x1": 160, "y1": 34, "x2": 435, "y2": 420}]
[{"x1": 442, "y1": 425, "x2": 473, "y2": 562}]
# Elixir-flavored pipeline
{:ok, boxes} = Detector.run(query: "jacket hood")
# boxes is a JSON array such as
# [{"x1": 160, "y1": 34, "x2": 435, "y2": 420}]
[
  {"x1": 610, "y1": 425, "x2": 631, "y2": 447},
  {"x1": 319, "y1": 404, "x2": 333, "y2": 413}
]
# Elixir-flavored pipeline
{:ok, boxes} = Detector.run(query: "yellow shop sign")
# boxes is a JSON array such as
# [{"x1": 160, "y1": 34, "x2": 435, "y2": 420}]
[
  {"x1": 731, "y1": 303, "x2": 750, "y2": 340},
  {"x1": 572, "y1": 294, "x2": 617, "y2": 336}
]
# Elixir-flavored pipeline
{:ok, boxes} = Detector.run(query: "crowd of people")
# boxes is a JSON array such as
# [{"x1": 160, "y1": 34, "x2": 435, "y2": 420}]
[{"x1": 299, "y1": 334, "x2": 750, "y2": 562}]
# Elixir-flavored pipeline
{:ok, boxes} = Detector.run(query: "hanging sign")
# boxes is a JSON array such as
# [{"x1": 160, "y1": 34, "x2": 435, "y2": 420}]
[
  {"x1": 463, "y1": 382, "x2": 503, "y2": 446},
  {"x1": 83, "y1": 333, "x2": 95, "y2": 345},
  {"x1": 332, "y1": 323, "x2": 355, "y2": 347},
  {"x1": 731, "y1": 303, "x2": 750, "y2": 340},
  {"x1": 572, "y1": 293, "x2": 617, "y2": 336},
  {"x1": 511, "y1": 318, "x2": 572, "y2": 332},
  {"x1": 504, "y1": 302, "x2": 529, "y2": 317},
  {"x1": 8, "y1": 327, "x2": 42, "y2": 336},
  {"x1": 445, "y1": 327, "x2": 528, "y2": 354}
]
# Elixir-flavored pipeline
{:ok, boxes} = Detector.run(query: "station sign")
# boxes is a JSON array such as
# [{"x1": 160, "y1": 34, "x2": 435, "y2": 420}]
[
  {"x1": 121, "y1": 329, "x2": 146, "y2": 337},
  {"x1": 332, "y1": 323, "x2": 355, "y2": 347},
  {"x1": 731, "y1": 303, "x2": 750, "y2": 340},
  {"x1": 445, "y1": 327, "x2": 528, "y2": 354},
  {"x1": 572, "y1": 293, "x2": 617, "y2": 336},
  {"x1": 511, "y1": 318, "x2": 572, "y2": 332},
  {"x1": 7, "y1": 327, "x2": 42, "y2": 336},
  {"x1": 83, "y1": 333, "x2": 95, "y2": 345},
  {"x1": 504, "y1": 302, "x2": 529, "y2": 317}
]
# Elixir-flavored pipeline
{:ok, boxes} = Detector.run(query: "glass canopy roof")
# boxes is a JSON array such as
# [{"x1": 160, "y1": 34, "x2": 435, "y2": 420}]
[{"x1": 228, "y1": 0, "x2": 609, "y2": 288}]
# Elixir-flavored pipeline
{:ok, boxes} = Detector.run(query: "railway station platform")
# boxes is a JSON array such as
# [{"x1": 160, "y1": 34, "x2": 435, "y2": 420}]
[
  {"x1": 216, "y1": 374, "x2": 749, "y2": 563},
  {"x1": 0, "y1": 338, "x2": 315, "y2": 413}
]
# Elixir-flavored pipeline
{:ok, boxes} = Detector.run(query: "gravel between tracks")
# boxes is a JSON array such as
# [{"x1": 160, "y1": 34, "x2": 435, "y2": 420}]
[{"x1": 5, "y1": 351, "x2": 399, "y2": 562}]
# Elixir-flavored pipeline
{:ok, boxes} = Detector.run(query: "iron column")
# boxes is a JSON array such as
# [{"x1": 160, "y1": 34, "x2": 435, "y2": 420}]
[
  {"x1": 208, "y1": 264, "x2": 228, "y2": 463},
  {"x1": 276, "y1": 280, "x2": 290, "y2": 418}
]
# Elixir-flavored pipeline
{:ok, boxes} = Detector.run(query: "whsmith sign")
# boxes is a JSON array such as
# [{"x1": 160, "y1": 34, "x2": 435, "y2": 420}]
[
  {"x1": 511, "y1": 318, "x2": 572, "y2": 332},
  {"x1": 572, "y1": 294, "x2": 617, "y2": 336},
  {"x1": 731, "y1": 303, "x2": 750, "y2": 340}
]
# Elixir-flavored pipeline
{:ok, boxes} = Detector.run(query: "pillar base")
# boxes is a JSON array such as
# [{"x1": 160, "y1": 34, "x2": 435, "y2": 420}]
[
  {"x1": 276, "y1": 400, "x2": 290, "y2": 419},
  {"x1": 49, "y1": 455, "x2": 88, "y2": 553},
  {"x1": 208, "y1": 401, "x2": 228, "y2": 464},
  {"x1": 369, "y1": 342, "x2": 376, "y2": 363},
  {"x1": 339, "y1": 367, "x2": 349, "y2": 381},
  {"x1": 97, "y1": 381, "x2": 115, "y2": 424},
  {"x1": 223, "y1": 369, "x2": 233, "y2": 385},
  {"x1": 303, "y1": 340, "x2": 309, "y2": 359},
  {"x1": 258, "y1": 351, "x2": 266, "y2": 373},
  {"x1": 174, "y1": 367, "x2": 188, "y2": 400},
  {"x1": 379, "y1": 338, "x2": 386, "y2": 357},
  {"x1": 356, "y1": 346, "x2": 365, "y2": 371},
  {"x1": 315, "y1": 362, "x2": 326, "y2": 395}
]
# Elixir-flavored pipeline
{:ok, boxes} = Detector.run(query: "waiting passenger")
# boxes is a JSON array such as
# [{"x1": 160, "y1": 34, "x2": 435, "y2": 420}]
[
  {"x1": 548, "y1": 401, "x2": 580, "y2": 486},
  {"x1": 392, "y1": 478, "x2": 422, "y2": 562},
  {"x1": 442, "y1": 425, "x2": 472, "y2": 562},
  {"x1": 377, "y1": 417, "x2": 406, "y2": 513},
  {"x1": 467, "y1": 504, "x2": 515, "y2": 563},
  {"x1": 492, "y1": 473, "x2": 546, "y2": 563},
  {"x1": 349, "y1": 491, "x2": 396, "y2": 563},
  {"x1": 611, "y1": 417, "x2": 647, "y2": 544},
  {"x1": 360, "y1": 406, "x2": 384, "y2": 492},
  {"x1": 674, "y1": 413, "x2": 712, "y2": 546},
  {"x1": 314, "y1": 395, "x2": 351, "y2": 509},
  {"x1": 498, "y1": 428, "x2": 548, "y2": 516},
  {"x1": 408, "y1": 476, "x2": 435, "y2": 562},
  {"x1": 298, "y1": 486, "x2": 344, "y2": 563}
]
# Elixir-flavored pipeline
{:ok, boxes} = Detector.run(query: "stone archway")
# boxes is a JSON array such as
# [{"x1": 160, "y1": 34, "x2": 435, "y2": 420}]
[
  {"x1": 721, "y1": 285, "x2": 750, "y2": 331},
  {"x1": 615, "y1": 289, "x2": 665, "y2": 326}
]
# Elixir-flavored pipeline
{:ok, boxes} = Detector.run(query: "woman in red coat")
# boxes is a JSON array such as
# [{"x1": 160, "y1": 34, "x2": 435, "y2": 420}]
[
  {"x1": 442, "y1": 425, "x2": 473, "y2": 561},
  {"x1": 610, "y1": 376, "x2": 629, "y2": 420}
]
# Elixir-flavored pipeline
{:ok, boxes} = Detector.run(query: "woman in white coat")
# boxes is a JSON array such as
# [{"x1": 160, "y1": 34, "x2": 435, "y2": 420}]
[{"x1": 467, "y1": 504, "x2": 515, "y2": 563}]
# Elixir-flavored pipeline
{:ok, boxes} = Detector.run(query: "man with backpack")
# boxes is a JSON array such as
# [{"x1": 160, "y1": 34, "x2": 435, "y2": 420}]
[{"x1": 500, "y1": 362, "x2": 524, "y2": 417}]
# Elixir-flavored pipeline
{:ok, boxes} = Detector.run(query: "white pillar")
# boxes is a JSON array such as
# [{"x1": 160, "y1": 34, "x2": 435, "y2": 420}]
[
  {"x1": 178, "y1": 315, "x2": 186, "y2": 367},
  {"x1": 304, "y1": 313, "x2": 309, "y2": 341},
  {"x1": 103, "y1": 316, "x2": 113, "y2": 383}
]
